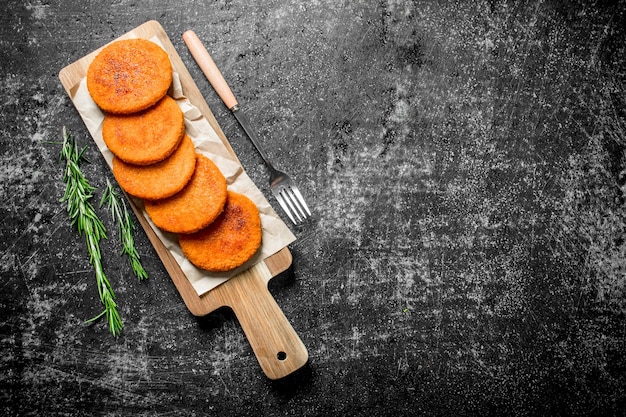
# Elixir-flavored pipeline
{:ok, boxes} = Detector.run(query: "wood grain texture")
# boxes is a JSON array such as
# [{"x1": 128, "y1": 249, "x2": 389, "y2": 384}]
[{"x1": 58, "y1": 20, "x2": 307, "y2": 380}]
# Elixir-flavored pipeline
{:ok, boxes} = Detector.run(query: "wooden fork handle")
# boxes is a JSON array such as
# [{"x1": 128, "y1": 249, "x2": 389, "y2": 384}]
[{"x1": 182, "y1": 30, "x2": 238, "y2": 110}]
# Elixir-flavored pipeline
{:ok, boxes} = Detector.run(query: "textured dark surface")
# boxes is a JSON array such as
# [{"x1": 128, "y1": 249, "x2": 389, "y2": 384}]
[{"x1": 2, "y1": 1, "x2": 626, "y2": 416}]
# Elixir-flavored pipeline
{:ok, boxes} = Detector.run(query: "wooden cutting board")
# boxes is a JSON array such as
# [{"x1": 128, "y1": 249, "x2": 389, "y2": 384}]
[{"x1": 58, "y1": 20, "x2": 308, "y2": 380}]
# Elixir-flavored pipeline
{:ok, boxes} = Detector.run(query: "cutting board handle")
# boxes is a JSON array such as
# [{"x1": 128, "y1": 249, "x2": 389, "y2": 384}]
[{"x1": 225, "y1": 263, "x2": 308, "y2": 380}]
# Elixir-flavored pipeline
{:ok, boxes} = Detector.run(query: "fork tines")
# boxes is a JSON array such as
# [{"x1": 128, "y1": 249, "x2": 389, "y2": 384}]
[{"x1": 275, "y1": 186, "x2": 311, "y2": 224}]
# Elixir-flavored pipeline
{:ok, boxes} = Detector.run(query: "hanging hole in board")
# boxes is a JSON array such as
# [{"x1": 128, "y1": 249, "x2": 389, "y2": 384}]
[{"x1": 277, "y1": 351, "x2": 287, "y2": 361}]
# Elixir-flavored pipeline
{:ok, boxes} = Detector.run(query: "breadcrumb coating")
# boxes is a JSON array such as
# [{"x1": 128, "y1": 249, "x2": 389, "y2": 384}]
[
  {"x1": 102, "y1": 95, "x2": 184, "y2": 165},
  {"x1": 112, "y1": 134, "x2": 196, "y2": 200},
  {"x1": 144, "y1": 154, "x2": 227, "y2": 234},
  {"x1": 87, "y1": 38, "x2": 172, "y2": 114},
  {"x1": 179, "y1": 191, "x2": 262, "y2": 272}
]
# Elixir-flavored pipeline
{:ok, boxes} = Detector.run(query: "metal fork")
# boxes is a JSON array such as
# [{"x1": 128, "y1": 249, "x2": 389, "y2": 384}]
[{"x1": 183, "y1": 30, "x2": 311, "y2": 224}]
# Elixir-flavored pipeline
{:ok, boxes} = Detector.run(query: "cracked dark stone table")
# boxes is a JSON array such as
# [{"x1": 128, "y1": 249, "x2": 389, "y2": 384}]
[{"x1": 2, "y1": 1, "x2": 625, "y2": 416}]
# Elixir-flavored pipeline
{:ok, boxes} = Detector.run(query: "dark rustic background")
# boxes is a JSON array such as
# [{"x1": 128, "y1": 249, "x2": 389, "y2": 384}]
[{"x1": 2, "y1": 1, "x2": 626, "y2": 416}]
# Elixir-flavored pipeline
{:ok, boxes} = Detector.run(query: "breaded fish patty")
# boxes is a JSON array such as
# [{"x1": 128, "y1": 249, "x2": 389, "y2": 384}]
[
  {"x1": 144, "y1": 154, "x2": 227, "y2": 234},
  {"x1": 179, "y1": 191, "x2": 262, "y2": 272},
  {"x1": 112, "y1": 134, "x2": 196, "y2": 200},
  {"x1": 102, "y1": 95, "x2": 184, "y2": 165},
  {"x1": 87, "y1": 38, "x2": 172, "y2": 114}
]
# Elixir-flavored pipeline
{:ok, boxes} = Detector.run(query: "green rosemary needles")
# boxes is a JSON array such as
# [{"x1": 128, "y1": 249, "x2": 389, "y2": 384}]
[{"x1": 59, "y1": 126, "x2": 148, "y2": 336}]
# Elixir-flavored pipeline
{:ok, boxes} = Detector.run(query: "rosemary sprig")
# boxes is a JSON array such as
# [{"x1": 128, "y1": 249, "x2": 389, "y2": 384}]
[
  {"x1": 100, "y1": 178, "x2": 148, "y2": 280},
  {"x1": 59, "y1": 127, "x2": 123, "y2": 336}
]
